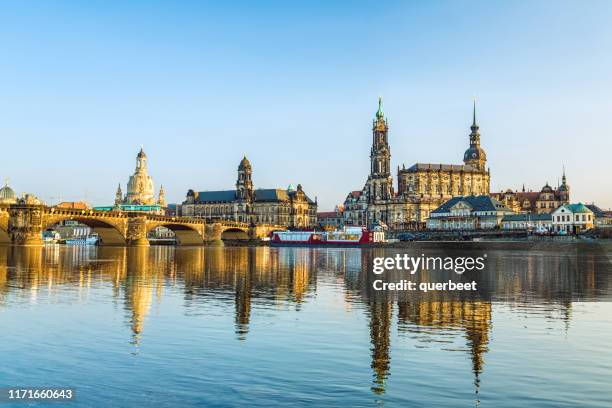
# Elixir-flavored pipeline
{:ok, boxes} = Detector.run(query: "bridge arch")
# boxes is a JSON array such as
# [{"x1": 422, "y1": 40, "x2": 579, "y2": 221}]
[
  {"x1": 146, "y1": 223, "x2": 205, "y2": 246},
  {"x1": 44, "y1": 216, "x2": 127, "y2": 246},
  {"x1": 221, "y1": 227, "x2": 250, "y2": 241}
]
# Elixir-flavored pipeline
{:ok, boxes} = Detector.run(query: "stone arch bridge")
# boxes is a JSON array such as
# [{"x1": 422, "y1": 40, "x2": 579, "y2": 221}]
[{"x1": 0, "y1": 204, "x2": 284, "y2": 246}]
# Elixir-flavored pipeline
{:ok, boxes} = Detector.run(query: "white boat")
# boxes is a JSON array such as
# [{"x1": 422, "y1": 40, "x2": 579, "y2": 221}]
[{"x1": 65, "y1": 235, "x2": 99, "y2": 245}]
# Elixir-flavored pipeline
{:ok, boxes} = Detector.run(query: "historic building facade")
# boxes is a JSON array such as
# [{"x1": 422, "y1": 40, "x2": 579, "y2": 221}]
[
  {"x1": 426, "y1": 195, "x2": 513, "y2": 230},
  {"x1": 345, "y1": 99, "x2": 490, "y2": 228},
  {"x1": 181, "y1": 157, "x2": 318, "y2": 228},
  {"x1": 492, "y1": 172, "x2": 570, "y2": 214}
]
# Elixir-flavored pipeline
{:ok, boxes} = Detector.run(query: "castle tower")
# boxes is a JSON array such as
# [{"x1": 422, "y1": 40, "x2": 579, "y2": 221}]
[
  {"x1": 236, "y1": 156, "x2": 253, "y2": 201},
  {"x1": 463, "y1": 101, "x2": 487, "y2": 171},
  {"x1": 367, "y1": 97, "x2": 394, "y2": 202}
]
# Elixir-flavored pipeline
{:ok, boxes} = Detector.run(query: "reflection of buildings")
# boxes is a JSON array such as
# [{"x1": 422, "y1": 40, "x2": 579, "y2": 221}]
[
  {"x1": 397, "y1": 300, "x2": 492, "y2": 390},
  {"x1": 1, "y1": 244, "x2": 610, "y2": 399}
]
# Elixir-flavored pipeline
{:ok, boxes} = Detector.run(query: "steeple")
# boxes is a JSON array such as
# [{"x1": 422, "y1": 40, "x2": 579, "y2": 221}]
[
  {"x1": 559, "y1": 165, "x2": 570, "y2": 197},
  {"x1": 114, "y1": 183, "x2": 123, "y2": 206},
  {"x1": 463, "y1": 99, "x2": 487, "y2": 171},
  {"x1": 470, "y1": 99, "x2": 480, "y2": 144},
  {"x1": 376, "y1": 96, "x2": 384, "y2": 120},
  {"x1": 157, "y1": 185, "x2": 167, "y2": 207},
  {"x1": 562, "y1": 165, "x2": 567, "y2": 185}
]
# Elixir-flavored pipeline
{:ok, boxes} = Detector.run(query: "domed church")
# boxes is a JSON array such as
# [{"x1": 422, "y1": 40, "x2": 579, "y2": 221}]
[
  {"x1": 0, "y1": 178, "x2": 17, "y2": 205},
  {"x1": 94, "y1": 148, "x2": 166, "y2": 214}
]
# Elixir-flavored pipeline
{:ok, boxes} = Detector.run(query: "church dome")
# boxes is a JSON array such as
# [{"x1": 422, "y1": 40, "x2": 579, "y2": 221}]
[
  {"x1": 463, "y1": 146, "x2": 487, "y2": 162},
  {"x1": 0, "y1": 182, "x2": 17, "y2": 204},
  {"x1": 540, "y1": 183, "x2": 554, "y2": 193},
  {"x1": 124, "y1": 148, "x2": 155, "y2": 205},
  {"x1": 238, "y1": 156, "x2": 251, "y2": 170}
]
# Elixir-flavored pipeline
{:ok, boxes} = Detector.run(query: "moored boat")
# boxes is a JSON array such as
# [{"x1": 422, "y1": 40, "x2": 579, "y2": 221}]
[
  {"x1": 65, "y1": 235, "x2": 99, "y2": 245},
  {"x1": 270, "y1": 227, "x2": 385, "y2": 247}
]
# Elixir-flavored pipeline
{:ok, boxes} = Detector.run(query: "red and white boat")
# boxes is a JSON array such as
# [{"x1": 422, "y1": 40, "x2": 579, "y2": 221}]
[{"x1": 270, "y1": 227, "x2": 385, "y2": 246}]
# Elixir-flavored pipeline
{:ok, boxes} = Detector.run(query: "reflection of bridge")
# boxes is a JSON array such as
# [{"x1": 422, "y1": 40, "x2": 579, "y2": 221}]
[{"x1": 0, "y1": 204, "x2": 284, "y2": 246}]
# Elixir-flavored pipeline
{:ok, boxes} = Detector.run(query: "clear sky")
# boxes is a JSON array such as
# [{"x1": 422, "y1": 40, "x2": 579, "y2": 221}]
[{"x1": 1, "y1": 1, "x2": 611, "y2": 210}]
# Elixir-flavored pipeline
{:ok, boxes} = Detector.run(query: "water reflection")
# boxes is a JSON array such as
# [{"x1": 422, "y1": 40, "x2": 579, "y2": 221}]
[{"x1": 0, "y1": 244, "x2": 610, "y2": 400}]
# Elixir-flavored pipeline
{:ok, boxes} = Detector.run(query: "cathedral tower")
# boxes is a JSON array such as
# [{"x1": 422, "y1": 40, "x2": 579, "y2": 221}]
[
  {"x1": 236, "y1": 156, "x2": 253, "y2": 201},
  {"x1": 463, "y1": 101, "x2": 487, "y2": 171},
  {"x1": 367, "y1": 97, "x2": 394, "y2": 202}
]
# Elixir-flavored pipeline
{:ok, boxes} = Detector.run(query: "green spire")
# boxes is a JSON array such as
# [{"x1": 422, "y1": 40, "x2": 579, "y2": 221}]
[
  {"x1": 376, "y1": 96, "x2": 384, "y2": 119},
  {"x1": 472, "y1": 98, "x2": 477, "y2": 127}
]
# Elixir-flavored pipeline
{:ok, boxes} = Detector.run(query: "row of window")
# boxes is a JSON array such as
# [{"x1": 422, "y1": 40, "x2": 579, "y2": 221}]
[{"x1": 555, "y1": 214, "x2": 591, "y2": 222}]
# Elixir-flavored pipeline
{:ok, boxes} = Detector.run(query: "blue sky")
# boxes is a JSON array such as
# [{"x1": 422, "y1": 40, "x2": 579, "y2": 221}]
[{"x1": 1, "y1": 1, "x2": 611, "y2": 210}]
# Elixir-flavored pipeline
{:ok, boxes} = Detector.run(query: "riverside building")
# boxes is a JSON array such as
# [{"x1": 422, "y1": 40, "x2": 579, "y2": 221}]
[{"x1": 181, "y1": 156, "x2": 318, "y2": 229}]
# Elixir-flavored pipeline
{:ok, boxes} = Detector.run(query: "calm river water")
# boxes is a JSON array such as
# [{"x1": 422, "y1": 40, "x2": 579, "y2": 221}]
[{"x1": 0, "y1": 244, "x2": 611, "y2": 407}]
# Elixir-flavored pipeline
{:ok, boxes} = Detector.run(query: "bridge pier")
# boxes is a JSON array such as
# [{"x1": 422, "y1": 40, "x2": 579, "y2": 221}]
[
  {"x1": 204, "y1": 224, "x2": 224, "y2": 246},
  {"x1": 127, "y1": 217, "x2": 150, "y2": 247},
  {"x1": 8, "y1": 205, "x2": 45, "y2": 247}
]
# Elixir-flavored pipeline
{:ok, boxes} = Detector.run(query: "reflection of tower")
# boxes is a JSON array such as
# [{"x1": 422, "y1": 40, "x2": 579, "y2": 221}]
[
  {"x1": 0, "y1": 246, "x2": 8, "y2": 304},
  {"x1": 368, "y1": 301, "x2": 393, "y2": 394},
  {"x1": 124, "y1": 247, "x2": 153, "y2": 345},
  {"x1": 462, "y1": 301, "x2": 491, "y2": 396},
  {"x1": 234, "y1": 248, "x2": 253, "y2": 340},
  {"x1": 291, "y1": 249, "x2": 311, "y2": 307},
  {"x1": 397, "y1": 299, "x2": 492, "y2": 398}
]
